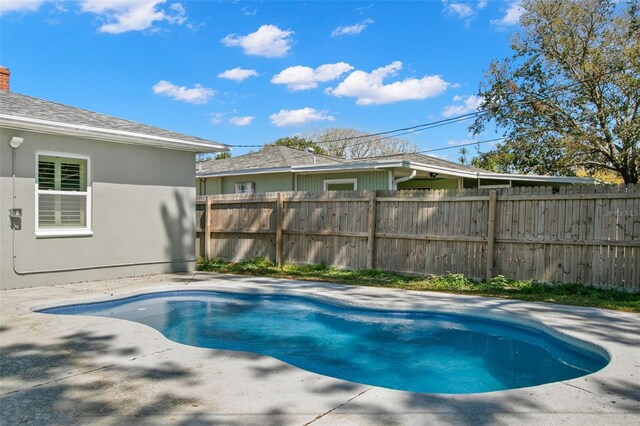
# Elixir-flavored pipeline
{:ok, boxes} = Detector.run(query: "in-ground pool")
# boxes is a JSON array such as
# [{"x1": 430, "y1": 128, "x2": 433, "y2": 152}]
[{"x1": 39, "y1": 291, "x2": 608, "y2": 394}]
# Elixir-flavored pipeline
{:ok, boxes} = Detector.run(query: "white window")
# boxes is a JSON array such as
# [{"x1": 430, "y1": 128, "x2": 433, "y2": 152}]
[
  {"x1": 323, "y1": 178, "x2": 357, "y2": 191},
  {"x1": 36, "y1": 152, "x2": 92, "y2": 237},
  {"x1": 235, "y1": 181, "x2": 254, "y2": 194}
]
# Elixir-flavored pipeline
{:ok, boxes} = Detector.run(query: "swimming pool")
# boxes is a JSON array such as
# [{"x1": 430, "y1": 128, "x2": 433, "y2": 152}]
[{"x1": 39, "y1": 290, "x2": 609, "y2": 394}]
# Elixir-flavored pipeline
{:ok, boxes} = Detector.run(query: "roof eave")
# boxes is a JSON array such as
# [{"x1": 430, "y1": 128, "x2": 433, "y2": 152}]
[
  {"x1": 0, "y1": 114, "x2": 230, "y2": 153},
  {"x1": 293, "y1": 160, "x2": 479, "y2": 178},
  {"x1": 478, "y1": 172, "x2": 596, "y2": 184},
  {"x1": 196, "y1": 158, "x2": 597, "y2": 185}
]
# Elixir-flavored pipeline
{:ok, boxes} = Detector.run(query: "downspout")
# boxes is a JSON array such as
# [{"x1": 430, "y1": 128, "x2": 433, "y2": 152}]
[
  {"x1": 10, "y1": 138, "x2": 195, "y2": 277},
  {"x1": 392, "y1": 169, "x2": 417, "y2": 190}
]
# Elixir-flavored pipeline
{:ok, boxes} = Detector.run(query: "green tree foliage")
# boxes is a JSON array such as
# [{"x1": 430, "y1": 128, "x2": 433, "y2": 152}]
[
  {"x1": 471, "y1": 137, "x2": 577, "y2": 175},
  {"x1": 267, "y1": 136, "x2": 328, "y2": 155},
  {"x1": 471, "y1": 0, "x2": 639, "y2": 183},
  {"x1": 458, "y1": 147, "x2": 469, "y2": 165},
  {"x1": 214, "y1": 152, "x2": 232, "y2": 160}
]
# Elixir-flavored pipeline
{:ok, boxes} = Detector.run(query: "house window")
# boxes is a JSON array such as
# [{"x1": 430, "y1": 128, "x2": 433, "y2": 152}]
[
  {"x1": 36, "y1": 152, "x2": 92, "y2": 237},
  {"x1": 323, "y1": 178, "x2": 357, "y2": 191},
  {"x1": 235, "y1": 182, "x2": 254, "y2": 194}
]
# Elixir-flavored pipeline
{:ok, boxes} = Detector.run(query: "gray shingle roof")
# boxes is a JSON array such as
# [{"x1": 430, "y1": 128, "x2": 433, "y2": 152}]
[
  {"x1": 197, "y1": 145, "x2": 346, "y2": 174},
  {"x1": 357, "y1": 152, "x2": 485, "y2": 172},
  {"x1": 197, "y1": 144, "x2": 484, "y2": 176},
  {"x1": 0, "y1": 90, "x2": 225, "y2": 148}
]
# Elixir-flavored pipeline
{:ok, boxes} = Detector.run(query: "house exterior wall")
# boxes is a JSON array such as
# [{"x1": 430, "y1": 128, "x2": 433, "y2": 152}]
[
  {"x1": 198, "y1": 176, "x2": 223, "y2": 195},
  {"x1": 296, "y1": 171, "x2": 388, "y2": 192},
  {"x1": 397, "y1": 178, "x2": 460, "y2": 190},
  {"x1": 0, "y1": 128, "x2": 197, "y2": 290},
  {"x1": 198, "y1": 173, "x2": 294, "y2": 195}
]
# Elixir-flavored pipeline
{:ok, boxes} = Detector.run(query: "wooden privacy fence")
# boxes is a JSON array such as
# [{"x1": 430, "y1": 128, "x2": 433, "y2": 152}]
[{"x1": 196, "y1": 184, "x2": 640, "y2": 292}]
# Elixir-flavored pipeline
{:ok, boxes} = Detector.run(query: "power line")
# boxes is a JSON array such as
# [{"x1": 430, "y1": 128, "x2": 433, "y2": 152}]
[
  {"x1": 228, "y1": 111, "x2": 486, "y2": 148},
  {"x1": 363, "y1": 128, "x2": 550, "y2": 160},
  {"x1": 316, "y1": 112, "x2": 487, "y2": 151},
  {"x1": 226, "y1": 66, "x2": 633, "y2": 150}
]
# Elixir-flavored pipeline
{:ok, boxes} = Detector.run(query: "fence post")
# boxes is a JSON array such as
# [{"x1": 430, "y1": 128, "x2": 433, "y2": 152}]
[
  {"x1": 275, "y1": 192, "x2": 284, "y2": 267},
  {"x1": 204, "y1": 196, "x2": 212, "y2": 260},
  {"x1": 486, "y1": 189, "x2": 497, "y2": 282},
  {"x1": 367, "y1": 191, "x2": 377, "y2": 269}
]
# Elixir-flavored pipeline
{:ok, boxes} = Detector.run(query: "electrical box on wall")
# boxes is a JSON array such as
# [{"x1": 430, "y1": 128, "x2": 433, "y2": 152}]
[{"x1": 8, "y1": 208, "x2": 22, "y2": 230}]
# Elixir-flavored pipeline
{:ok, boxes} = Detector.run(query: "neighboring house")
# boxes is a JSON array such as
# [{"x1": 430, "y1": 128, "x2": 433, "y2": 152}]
[
  {"x1": 0, "y1": 67, "x2": 229, "y2": 290},
  {"x1": 196, "y1": 145, "x2": 595, "y2": 195}
]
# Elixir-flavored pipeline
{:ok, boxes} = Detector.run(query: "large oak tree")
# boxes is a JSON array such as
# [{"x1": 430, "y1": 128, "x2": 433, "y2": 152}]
[{"x1": 471, "y1": 0, "x2": 639, "y2": 183}]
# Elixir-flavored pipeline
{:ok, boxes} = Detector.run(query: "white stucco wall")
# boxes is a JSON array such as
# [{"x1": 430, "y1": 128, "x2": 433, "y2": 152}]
[{"x1": 0, "y1": 128, "x2": 197, "y2": 290}]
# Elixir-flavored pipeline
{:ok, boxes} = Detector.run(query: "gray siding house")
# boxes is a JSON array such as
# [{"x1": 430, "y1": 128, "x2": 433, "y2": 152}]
[
  {"x1": 196, "y1": 145, "x2": 595, "y2": 195},
  {"x1": 0, "y1": 72, "x2": 228, "y2": 289}
]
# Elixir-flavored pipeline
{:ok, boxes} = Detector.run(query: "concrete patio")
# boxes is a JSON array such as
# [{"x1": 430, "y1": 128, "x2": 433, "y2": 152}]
[{"x1": 1, "y1": 272, "x2": 639, "y2": 425}]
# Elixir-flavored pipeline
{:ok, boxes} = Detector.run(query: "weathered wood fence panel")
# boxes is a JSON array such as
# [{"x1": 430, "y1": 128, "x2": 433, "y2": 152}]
[{"x1": 196, "y1": 184, "x2": 640, "y2": 291}]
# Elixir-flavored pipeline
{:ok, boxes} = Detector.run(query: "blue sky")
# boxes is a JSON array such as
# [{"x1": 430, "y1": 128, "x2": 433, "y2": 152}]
[{"x1": 0, "y1": 1, "x2": 524, "y2": 158}]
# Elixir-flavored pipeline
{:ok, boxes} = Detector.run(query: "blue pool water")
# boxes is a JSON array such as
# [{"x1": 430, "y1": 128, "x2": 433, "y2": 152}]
[{"x1": 39, "y1": 291, "x2": 608, "y2": 394}]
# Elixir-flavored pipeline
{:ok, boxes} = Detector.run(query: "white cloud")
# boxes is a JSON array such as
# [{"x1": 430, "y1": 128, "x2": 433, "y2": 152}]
[
  {"x1": 0, "y1": 0, "x2": 45, "y2": 15},
  {"x1": 491, "y1": 1, "x2": 524, "y2": 26},
  {"x1": 443, "y1": 1, "x2": 474, "y2": 19},
  {"x1": 269, "y1": 108, "x2": 335, "y2": 127},
  {"x1": 218, "y1": 67, "x2": 259, "y2": 81},
  {"x1": 152, "y1": 80, "x2": 214, "y2": 104},
  {"x1": 241, "y1": 6, "x2": 256, "y2": 16},
  {"x1": 222, "y1": 24, "x2": 293, "y2": 58},
  {"x1": 79, "y1": 0, "x2": 187, "y2": 34},
  {"x1": 331, "y1": 18, "x2": 374, "y2": 37},
  {"x1": 271, "y1": 62, "x2": 354, "y2": 91},
  {"x1": 229, "y1": 116, "x2": 254, "y2": 126},
  {"x1": 209, "y1": 112, "x2": 225, "y2": 124},
  {"x1": 442, "y1": 94, "x2": 483, "y2": 117},
  {"x1": 326, "y1": 61, "x2": 449, "y2": 105},
  {"x1": 441, "y1": 0, "x2": 491, "y2": 22}
]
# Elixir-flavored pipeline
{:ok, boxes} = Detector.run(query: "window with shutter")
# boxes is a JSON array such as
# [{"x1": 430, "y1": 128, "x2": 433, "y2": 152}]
[
  {"x1": 36, "y1": 153, "x2": 91, "y2": 236},
  {"x1": 235, "y1": 182, "x2": 254, "y2": 194}
]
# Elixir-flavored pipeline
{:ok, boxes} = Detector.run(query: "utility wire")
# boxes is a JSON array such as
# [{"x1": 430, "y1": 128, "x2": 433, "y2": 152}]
[
  {"x1": 305, "y1": 66, "x2": 634, "y2": 153},
  {"x1": 226, "y1": 66, "x2": 633, "y2": 150},
  {"x1": 362, "y1": 128, "x2": 550, "y2": 160},
  {"x1": 228, "y1": 111, "x2": 486, "y2": 148}
]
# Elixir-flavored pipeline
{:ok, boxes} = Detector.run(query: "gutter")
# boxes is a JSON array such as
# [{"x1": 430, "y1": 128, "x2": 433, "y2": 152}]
[
  {"x1": 197, "y1": 158, "x2": 597, "y2": 185},
  {"x1": 393, "y1": 170, "x2": 417, "y2": 189},
  {"x1": 0, "y1": 114, "x2": 230, "y2": 153}
]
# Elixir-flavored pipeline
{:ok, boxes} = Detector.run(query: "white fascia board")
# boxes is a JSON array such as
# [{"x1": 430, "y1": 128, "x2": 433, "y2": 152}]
[
  {"x1": 292, "y1": 161, "x2": 407, "y2": 173},
  {"x1": 404, "y1": 162, "x2": 478, "y2": 178},
  {"x1": 293, "y1": 160, "x2": 479, "y2": 178},
  {"x1": 196, "y1": 158, "x2": 595, "y2": 185},
  {"x1": 197, "y1": 167, "x2": 293, "y2": 178},
  {"x1": 479, "y1": 172, "x2": 596, "y2": 184},
  {"x1": 405, "y1": 161, "x2": 596, "y2": 184},
  {"x1": 0, "y1": 114, "x2": 230, "y2": 153}
]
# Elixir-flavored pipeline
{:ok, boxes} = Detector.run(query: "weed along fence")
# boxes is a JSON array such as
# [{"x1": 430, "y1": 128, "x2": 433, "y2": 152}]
[{"x1": 196, "y1": 184, "x2": 640, "y2": 292}]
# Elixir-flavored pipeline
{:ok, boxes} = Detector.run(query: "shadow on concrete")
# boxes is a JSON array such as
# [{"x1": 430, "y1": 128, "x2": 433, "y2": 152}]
[{"x1": 0, "y1": 329, "x2": 225, "y2": 425}]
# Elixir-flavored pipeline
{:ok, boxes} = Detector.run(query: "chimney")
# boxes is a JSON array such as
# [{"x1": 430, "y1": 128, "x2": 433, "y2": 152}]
[{"x1": 0, "y1": 66, "x2": 10, "y2": 91}]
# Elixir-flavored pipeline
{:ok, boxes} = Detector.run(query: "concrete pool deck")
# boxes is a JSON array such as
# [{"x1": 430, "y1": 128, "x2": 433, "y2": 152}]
[{"x1": 1, "y1": 272, "x2": 639, "y2": 425}]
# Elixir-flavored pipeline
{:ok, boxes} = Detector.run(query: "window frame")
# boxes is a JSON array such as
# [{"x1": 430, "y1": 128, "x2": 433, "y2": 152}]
[
  {"x1": 323, "y1": 178, "x2": 357, "y2": 191},
  {"x1": 235, "y1": 181, "x2": 255, "y2": 194},
  {"x1": 35, "y1": 151, "x2": 92, "y2": 238}
]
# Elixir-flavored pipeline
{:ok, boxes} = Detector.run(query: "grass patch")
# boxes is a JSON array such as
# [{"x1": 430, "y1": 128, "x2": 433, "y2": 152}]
[{"x1": 197, "y1": 257, "x2": 640, "y2": 313}]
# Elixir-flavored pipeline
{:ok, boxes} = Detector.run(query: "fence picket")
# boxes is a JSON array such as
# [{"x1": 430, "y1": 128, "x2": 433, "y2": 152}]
[{"x1": 196, "y1": 185, "x2": 640, "y2": 291}]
